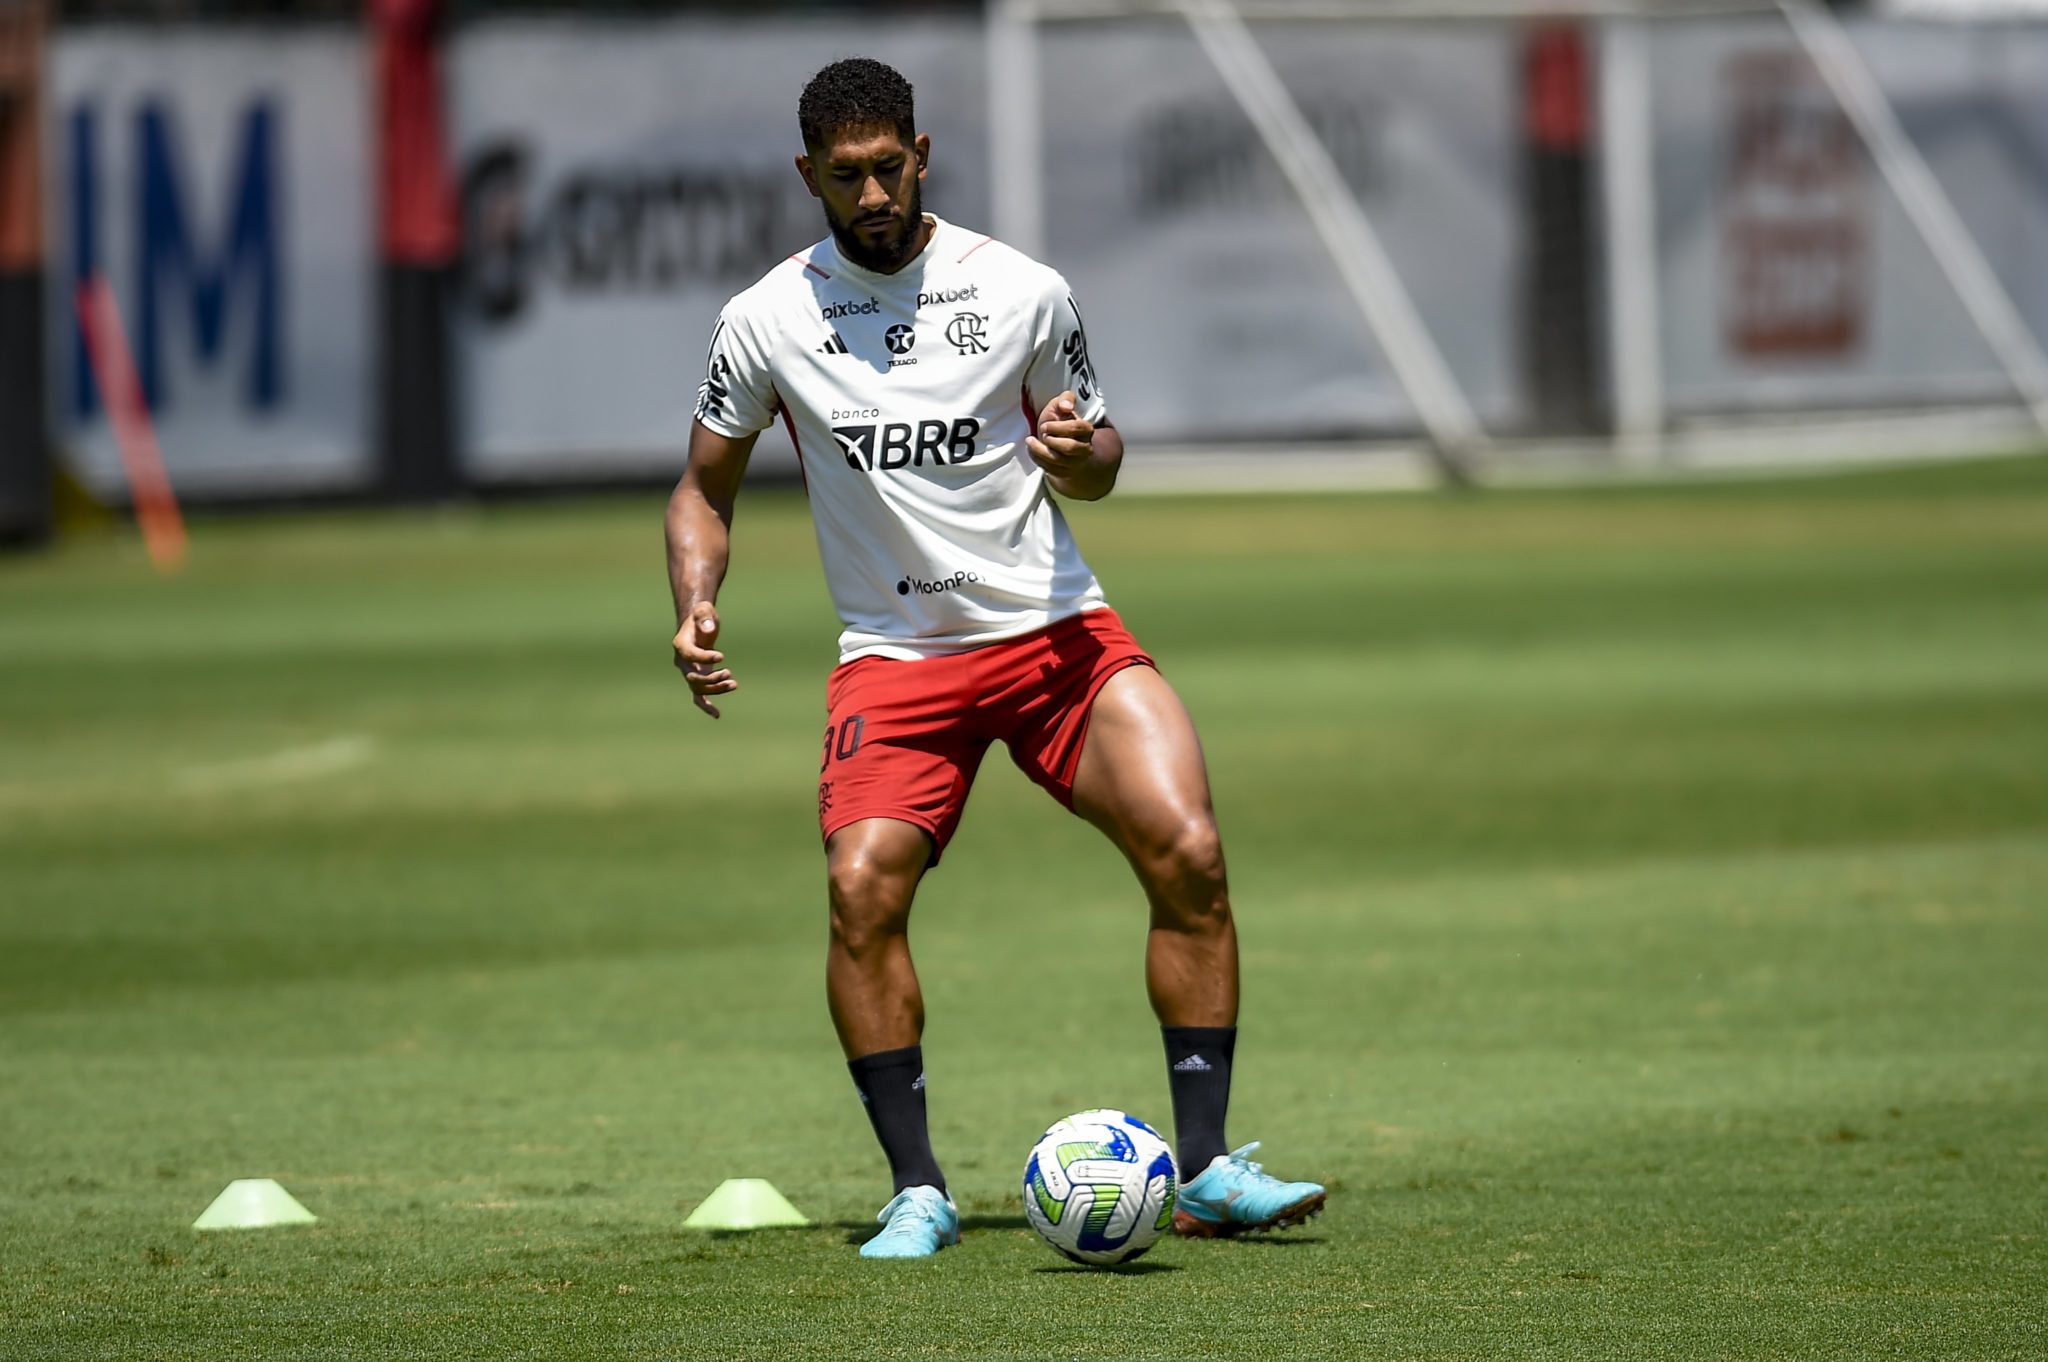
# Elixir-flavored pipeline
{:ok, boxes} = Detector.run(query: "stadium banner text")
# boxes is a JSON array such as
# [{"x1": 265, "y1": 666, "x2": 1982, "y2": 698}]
[
  {"x1": 46, "y1": 29, "x2": 374, "y2": 497},
  {"x1": 449, "y1": 17, "x2": 994, "y2": 480}
]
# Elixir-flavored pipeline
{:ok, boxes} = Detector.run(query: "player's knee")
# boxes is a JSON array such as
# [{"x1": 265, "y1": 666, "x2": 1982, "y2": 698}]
[
  {"x1": 827, "y1": 847, "x2": 917, "y2": 956},
  {"x1": 1146, "y1": 817, "x2": 1230, "y2": 929}
]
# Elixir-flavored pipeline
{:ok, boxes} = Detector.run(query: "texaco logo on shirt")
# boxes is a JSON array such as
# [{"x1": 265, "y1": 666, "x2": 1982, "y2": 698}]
[{"x1": 884, "y1": 324, "x2": 916, "y2": 355}]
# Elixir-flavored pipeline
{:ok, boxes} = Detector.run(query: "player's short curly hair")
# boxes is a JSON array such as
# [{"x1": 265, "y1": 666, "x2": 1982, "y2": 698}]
[{"x1": 798, "y1": 57, "x2": 916, "y2": 152}]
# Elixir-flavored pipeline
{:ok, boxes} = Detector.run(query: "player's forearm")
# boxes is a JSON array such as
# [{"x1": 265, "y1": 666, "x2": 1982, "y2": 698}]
[
  {"x1": 665, "y1": 479, "x2": 732, "y2": 625},
  {"x1": 1046, "y1": 427, "x2": 1123, "y2": 502}
]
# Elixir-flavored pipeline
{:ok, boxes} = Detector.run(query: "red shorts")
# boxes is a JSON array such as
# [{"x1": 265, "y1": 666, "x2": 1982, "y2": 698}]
[{"x1": 818, "y1": 608, "x2": 1155, "y2": 865}]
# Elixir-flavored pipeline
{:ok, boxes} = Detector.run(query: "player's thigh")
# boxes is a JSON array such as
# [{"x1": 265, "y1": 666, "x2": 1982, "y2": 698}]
[
  {"x1": 1069, "y1": 665, "x2": 1220, "y2": 860},
  {"x1": 820, "y1": 659, "x2": 987, "y2": 869}
]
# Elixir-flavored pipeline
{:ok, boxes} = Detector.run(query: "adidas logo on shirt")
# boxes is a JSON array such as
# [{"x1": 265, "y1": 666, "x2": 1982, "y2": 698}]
[
  {"x1": 818, "y1": 332, "x2": 849, "y2": 356},
  {"x1": 1173, "y1": 1054, "x2": 1213, "y2": 1073}
]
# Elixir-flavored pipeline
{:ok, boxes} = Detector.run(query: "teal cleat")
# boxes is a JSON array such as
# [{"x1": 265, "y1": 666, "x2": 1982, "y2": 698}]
[
  {"x1": 1173, "y1": 1142, "x2": 1327, "y2": 1237},
  {"x1": 858, "y1": 1185, "x2": 960, "y2": 1259}
]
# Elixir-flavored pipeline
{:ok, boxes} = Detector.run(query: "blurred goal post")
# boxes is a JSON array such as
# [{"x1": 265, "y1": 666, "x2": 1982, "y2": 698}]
[{"x1": 988, "y1": 0, "x2": 2048, "y2": 481}]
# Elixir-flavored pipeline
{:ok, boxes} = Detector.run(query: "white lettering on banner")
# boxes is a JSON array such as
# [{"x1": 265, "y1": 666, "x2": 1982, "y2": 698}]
[{"x1": 1721, "y1": 51, "x2": 1867, "y2": 360}]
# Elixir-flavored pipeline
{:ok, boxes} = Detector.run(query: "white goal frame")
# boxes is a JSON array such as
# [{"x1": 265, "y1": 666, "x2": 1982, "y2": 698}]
[
  {"x1": 989, "y1": 0, "x2": 2048, "y2": 485},
  {"x1": 990, "y1": 0, "x2": 1492, "y2": 484}
]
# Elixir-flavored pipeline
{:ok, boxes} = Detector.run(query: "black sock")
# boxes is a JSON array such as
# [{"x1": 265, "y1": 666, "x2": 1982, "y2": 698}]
[
  {"x1": 1162, "y1": 1025, "x2": 1237, "y2": 1175},
  {"x1": 847, "y1": 1045, "x2": 945, "y2": 1195}
]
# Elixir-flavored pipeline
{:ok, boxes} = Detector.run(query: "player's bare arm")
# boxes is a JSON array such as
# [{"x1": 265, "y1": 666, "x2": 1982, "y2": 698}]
[
  {"x1": 1028, "y1": 390, "x2": 1123, "y2": 501},
  {"x1": 666, "y1": 420, "x2": 756, "y2": 718}
]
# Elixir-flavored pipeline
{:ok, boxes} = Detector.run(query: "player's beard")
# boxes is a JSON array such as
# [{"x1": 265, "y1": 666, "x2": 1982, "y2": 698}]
[{"x1": 828, "y1": 179, "x2": 925, "y2": 273}]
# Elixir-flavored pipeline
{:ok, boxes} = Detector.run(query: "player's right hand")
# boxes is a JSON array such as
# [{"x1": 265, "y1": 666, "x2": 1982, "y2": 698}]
[{"x1": 673, "y1": 602, "x2": 736, "y2": 719}]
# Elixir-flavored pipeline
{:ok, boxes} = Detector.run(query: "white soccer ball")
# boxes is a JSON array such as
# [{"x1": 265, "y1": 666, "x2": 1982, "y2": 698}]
[{"x1": 1022, "y1": 1109, "x2": 1178, "y2": 1265}]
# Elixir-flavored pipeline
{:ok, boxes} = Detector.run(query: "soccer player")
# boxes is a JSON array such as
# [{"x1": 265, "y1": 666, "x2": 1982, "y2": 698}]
[{"x1": 665, "y1": 57, "x2": 1325, "y2": 1258}]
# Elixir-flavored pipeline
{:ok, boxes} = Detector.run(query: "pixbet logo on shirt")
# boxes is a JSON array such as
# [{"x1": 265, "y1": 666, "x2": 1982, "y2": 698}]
[
  {"x1": 821, "y1": 297, "x2": 882, "y2": 321},
  {"x1": 830, "y1": 417, "x2": 983, "y2": 472}
]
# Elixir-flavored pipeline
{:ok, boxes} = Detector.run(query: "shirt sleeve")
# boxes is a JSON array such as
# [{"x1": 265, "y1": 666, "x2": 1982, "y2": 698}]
[
  {"x1": 1023, "y1": 276, "x2": 1110, "y2": 427},
  {"x1": 693, "y1": 302, "x2": 778, "y2": 439}
]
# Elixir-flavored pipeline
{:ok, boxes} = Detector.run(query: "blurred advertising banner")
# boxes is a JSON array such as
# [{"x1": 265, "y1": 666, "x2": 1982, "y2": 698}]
[
  {"x1": 1649, "y1": 18, "x2": 2048, "y2": 414},
  {"x1": 451, "y1": 17, "x2": 1521, "y2": 470},
  {"x1": 1038, "y1": 20, "x2": 1525, "y2": 440},
  {"x1": 450, "y1": 17, "x2": 991, "y2": 480},
  {"x1": 47, "y1": 29, "x2": 373, "y2": 496}
]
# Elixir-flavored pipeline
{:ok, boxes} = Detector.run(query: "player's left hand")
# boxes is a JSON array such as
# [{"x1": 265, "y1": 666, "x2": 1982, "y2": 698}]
[
  {"x1": 1027, "y1": 391, "x2": 1094, "y2": 478},
  {"x1": 674, "y1": 602, "x2": 736, "y2": 720}
]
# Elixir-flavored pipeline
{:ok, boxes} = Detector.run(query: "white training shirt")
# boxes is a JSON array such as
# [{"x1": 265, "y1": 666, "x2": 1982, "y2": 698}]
[{"x1": 693, "y1": 215, "x2": 1112, "y2": 662}]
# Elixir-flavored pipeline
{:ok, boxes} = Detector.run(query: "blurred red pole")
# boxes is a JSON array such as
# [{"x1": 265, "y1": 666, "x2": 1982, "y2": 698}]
[
  {"x1": 374, "y1": 0, "x2": 457, "y2": 268},
  {"x1": 1, "y1": 0, "x2": 55, "y2": 545},
  {"x1": 1524, "y1": 24, "x2": 1590, "y2": 156},
  {"x1": 74, "y1": 277, "x2": 187, "y2": 572},
  {"x1": 1519, "y1": 22, "x2": 1598, "y2": 434},
  {"x1": 372, "y1": 0, "x2": 460, "y2": 501},
  {"x1": 0, "y1": 0, "x2": 40, "y2": 273}
]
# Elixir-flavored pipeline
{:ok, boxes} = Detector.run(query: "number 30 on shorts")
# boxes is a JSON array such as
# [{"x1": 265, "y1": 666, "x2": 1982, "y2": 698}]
[{"x1": 821, "y1": 716, "x2": 865, "y2": 771}]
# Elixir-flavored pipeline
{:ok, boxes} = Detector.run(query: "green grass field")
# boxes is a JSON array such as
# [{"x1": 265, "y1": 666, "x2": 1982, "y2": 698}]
[{"x1": 3, "y1": 458, "x2": 2046, "y2": 1360}]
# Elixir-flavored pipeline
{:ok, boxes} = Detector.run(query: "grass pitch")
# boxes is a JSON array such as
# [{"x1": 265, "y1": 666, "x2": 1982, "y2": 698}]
[{"x1": 3, "y1": 457, "x2": 2045, "y2": 1360}]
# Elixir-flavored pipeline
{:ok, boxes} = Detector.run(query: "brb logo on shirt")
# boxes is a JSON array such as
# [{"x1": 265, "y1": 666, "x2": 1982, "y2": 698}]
[{"x1": 830, "y1": 415, "x2": 983, "y2": 472}]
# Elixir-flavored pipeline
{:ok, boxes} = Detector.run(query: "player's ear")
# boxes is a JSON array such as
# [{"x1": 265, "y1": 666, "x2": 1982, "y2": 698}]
[
  {"x1": 795, "y1": 152, "x2": 821, "y2": 199},
  {"x1": 914, "y1": 133, "x2": 931, "y2": 181}
]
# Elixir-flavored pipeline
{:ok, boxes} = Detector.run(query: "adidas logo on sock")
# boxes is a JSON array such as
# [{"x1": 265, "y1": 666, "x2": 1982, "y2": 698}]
[
  {"x1": 818, "y1": 331, "x2": 849, "y2": 355},
  {"x1": 911, "y1": 1072, "x2": 926, "y2": 1092},
  {"x1": 1173, "y1": 1054, "x2": 1213, "y2": 1073}
]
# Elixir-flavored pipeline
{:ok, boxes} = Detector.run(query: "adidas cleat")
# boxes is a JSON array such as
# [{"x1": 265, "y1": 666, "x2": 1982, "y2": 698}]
[
  {"x1": 858, "y1": 1185, "x2": 960, "y2": 1259},
  {"x1": 1172, "y1": 1142, "x2": 1326, "y2": 1237}
]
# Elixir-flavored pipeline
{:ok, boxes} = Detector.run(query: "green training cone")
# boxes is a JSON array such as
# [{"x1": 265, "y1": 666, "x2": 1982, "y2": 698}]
[
  {"x1": 683, "y1": 1178, "x2": 810, "y2": 1230},
  {"x1": 192, "y1": 1179, "x2": 319, "y2": 1231}
]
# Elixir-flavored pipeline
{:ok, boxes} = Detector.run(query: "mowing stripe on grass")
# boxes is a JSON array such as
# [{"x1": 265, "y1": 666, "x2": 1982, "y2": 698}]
[{"x1": 174, "y1": 735, "x2": 376, "y2": 793}]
